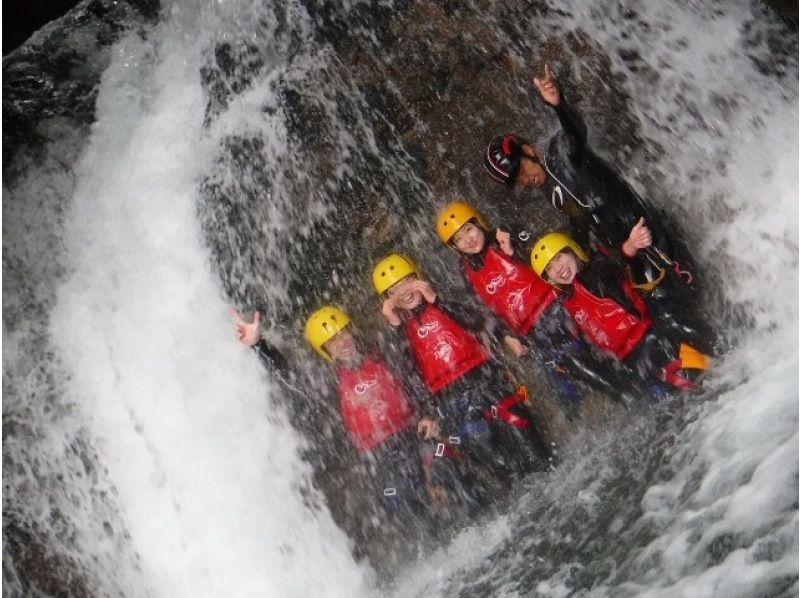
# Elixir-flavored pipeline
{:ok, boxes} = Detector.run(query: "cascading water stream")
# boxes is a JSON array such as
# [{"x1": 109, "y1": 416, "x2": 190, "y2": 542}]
[{"x1": 3, "y1": 0, "x2": 796, "y2": 596}]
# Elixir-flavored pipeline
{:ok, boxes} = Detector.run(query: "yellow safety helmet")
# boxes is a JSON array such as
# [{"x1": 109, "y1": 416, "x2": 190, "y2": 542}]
[
  {"x1": 304, "y1": 305, "x2": 352, "y2": 362},
  {"x1": 372, "y1": 253, "x2": 421, "y2": 295},
  {"x1": 530, "y1": 232, "x2": 588, "y2": 278},
  {"x1": 436, "y1": 201, "x2": 490, "y2": 244}
]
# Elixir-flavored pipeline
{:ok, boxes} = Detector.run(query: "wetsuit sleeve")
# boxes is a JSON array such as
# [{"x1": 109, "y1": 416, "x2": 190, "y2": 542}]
[
  {"x1": 552, "y1": 96, "x2": 588, "y2": 158},
  {"x1": 252, "y1": 338, "x2": 288, "y2": 371},
  {"x1": 393, "y1": 352, "x2": 437, "y2": 416}
]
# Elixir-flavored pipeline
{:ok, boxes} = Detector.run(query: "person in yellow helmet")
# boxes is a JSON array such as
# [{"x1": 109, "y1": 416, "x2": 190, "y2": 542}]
[
  {"x1": 302, "y1": 304, "x2": 452, "y2": 519},
  {"x1": 372, "y1": 252, "x2": 553, "y2": 491},
  {"x1": 436, "y1": 201, "x2": 631, "y2": 410},
  {"x1": 305, "y1": 306, "x2": 417, "y2": 450},
  {"x1": 237, "y1": 303, "x2": 457, "y2": 518},
  {"x1": 530, "y1": 219, "x2": 713, "y2": 393}
]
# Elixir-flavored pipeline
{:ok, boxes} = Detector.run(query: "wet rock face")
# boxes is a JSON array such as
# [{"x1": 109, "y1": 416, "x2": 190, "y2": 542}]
[
  {"x1": 196, "y1": 1, "x2": 643, "y2": 324},
  {"x1": 2, "y1": 0, "x2": 653, "y2": 584},
  {"x1": 3, "y1": 0, "x2": 160, "y2": 171},
  {"x1": 193, "y1": 0, "x2": 652, "y2": 573},
  {"x1": 4, "y1": 522, "x2": 89, "y2": 597},
  {"x1": 200, "y1": 42, "x2": 267, "y2": 125}
]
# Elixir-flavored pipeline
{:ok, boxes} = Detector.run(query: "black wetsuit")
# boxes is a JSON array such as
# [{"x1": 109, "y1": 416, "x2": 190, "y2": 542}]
[
  {"x1": 363, "y1": 426, "x2": 433, "y2": 521},
  {"x1": 252, "y1": 338, "x2": 288, "y2": 371},
  {"x1": 539, "y1": 97, "x2": 693, "y2": 290}
]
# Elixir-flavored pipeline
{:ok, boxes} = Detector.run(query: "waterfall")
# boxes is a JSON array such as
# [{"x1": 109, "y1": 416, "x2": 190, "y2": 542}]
[{"x1": 4, "y1": 0, "x2": 796, "y2": 596}]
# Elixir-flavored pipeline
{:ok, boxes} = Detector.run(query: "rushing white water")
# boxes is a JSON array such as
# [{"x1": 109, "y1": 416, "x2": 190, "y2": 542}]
[
  {"x1": 45, "y1": 6, "x2": 373, "y2": 597},
  {"x1": 4, "y1": 0, "x2": 796, "y2": 596}
]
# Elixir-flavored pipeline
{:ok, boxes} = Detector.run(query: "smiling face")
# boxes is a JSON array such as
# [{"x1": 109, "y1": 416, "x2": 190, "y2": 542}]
[
  {"x1": 546, "y1": 250, "x2": 580, "y2": 285},
  {"x1": 323, "y1": 329, "x2": 358, "y2": 365},
  {"x1": 387, "y1": 276, "x2": 424, "y2": 311},
  {"x1": 452, "y1": 222, "x2": 486, "y2": 255}
]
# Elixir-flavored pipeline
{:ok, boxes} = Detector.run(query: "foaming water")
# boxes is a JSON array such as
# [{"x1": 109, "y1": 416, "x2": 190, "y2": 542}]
[
  {"x1": 4, "y1": 0, "x2": 796, "y2": 595},
  {"x1": 46, "y1": 6, "x2": 372, "y2": 597}
]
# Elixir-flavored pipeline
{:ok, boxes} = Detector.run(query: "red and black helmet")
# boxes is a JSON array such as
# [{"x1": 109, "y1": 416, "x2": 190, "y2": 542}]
[{"x1": 484, "y1": 133, "x2": 530, "y2": 185}]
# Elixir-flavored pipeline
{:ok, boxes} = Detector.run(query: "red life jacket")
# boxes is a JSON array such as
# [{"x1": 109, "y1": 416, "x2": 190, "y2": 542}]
[
  {"x1": 337, "y1": 356, "x2": 416, "y2": 453},
  {"x1": 563, "y1": 279, "x2": 652, "y2": 360},
  {"x1": 463, "y1": 246, "x2": 559, "y2": 335},
  {"x1": 404, "y1": 303, "x2": 489, "y2": 393}
]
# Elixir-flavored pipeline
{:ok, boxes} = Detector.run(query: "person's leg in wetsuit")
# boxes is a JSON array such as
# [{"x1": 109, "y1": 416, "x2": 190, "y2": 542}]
[
  {"x1": 368, "y1": 430, "x2": 431, "y2": 522},
  {"x1": 445, "y1": 365, "x2": 553, "y2": 478}
]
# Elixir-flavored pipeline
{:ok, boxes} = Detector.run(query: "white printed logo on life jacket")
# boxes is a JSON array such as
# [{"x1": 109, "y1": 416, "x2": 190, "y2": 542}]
[
  {"x1": 550, "y1": 179, "x2": 592, "y2": 209},
  {"x1": 416, "y1": 321, "x2": 441, "y2": 338},
  {"x1": 485, "y1": 272, "x2": 507, "y2": 295},
  {"x1": 574, "y1": 309, "x2": 610, "y2": 347},
  {"x1": 368, "y1": 398, "x2": 388, "y2": 423},
  {"x1": 354, "y1": 378, "x2": 377, "y2": 395},
  {"x1": 433, "y1": 340, "x2": 454, "y2": 363},
  {"x1": 506, "y1": 286, "x2": 530, "y2": 312}
]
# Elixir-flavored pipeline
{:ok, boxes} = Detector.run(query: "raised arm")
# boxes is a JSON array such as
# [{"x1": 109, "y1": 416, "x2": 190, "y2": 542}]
[
  {"x1": 534, "y1": 64, "x2": 587, "y2": 157},
  {"x1": 232, "y1": 307, "x2": 287, "y2": 370}
]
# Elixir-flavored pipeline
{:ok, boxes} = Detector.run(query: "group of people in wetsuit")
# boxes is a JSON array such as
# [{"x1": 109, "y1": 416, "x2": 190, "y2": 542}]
[{"x1": 233, "y1": 65, "x2": 714, "y2": 524}]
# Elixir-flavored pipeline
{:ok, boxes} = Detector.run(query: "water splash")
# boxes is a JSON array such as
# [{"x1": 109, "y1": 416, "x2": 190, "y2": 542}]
[{"x1": 4, "y1": 0, "x2": 796, "y2": 595}]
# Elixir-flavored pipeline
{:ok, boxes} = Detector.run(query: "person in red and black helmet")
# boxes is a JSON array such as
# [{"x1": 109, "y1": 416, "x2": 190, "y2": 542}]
[{"x1": 484, "y1": 64, "x2": 697, "y2": 301}]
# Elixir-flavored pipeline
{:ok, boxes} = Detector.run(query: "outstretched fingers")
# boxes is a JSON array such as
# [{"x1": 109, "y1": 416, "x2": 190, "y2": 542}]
[
  {"x1": 533, "y1": 63, "x2": 560, "y2": 106},
  {"x1": 231, "y1": 307, "x2": 262, "y2": 345}
]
